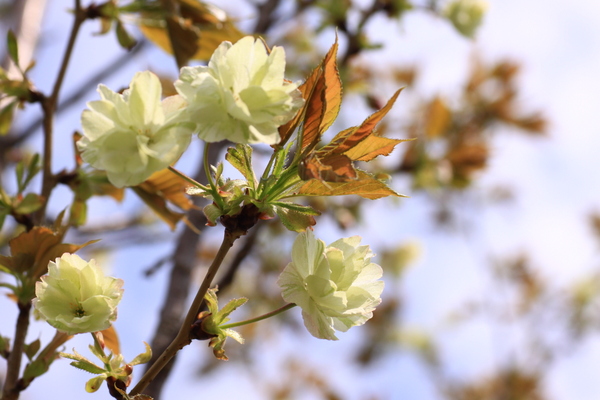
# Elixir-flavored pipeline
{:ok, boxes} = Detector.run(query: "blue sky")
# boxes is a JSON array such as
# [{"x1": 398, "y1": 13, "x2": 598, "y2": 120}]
[{"x1": 2, "y1": 0, "x2": 600, "y2": 399}]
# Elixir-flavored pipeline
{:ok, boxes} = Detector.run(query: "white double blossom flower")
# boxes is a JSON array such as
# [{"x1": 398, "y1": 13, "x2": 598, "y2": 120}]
[
  {"x1": 77, "y1": 71, "x2": 195, "y2": 187},
  {"x1": 278, "y1": 231, "x2": 384, "y2": 340},
  {"x1": 33, "y1": 253, "x2": 123, "y2": 335},
  {"x1": 175, "y1": 36, "x2": 304, "y2": 145}
]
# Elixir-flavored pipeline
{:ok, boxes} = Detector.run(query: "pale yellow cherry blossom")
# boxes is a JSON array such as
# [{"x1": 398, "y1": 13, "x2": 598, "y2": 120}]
[
  {"x1": 33, "y1": 253, "x2": 123, "y2": 335},
  {"x1": 278, "y1": 231, "x2": 384, "y2": 340},
  {"x1": 175, "y1": 36, "x2": 303, "y2": 145},
  {"x1": 77, "y1": 71, "x2": 194, "y2": 187}
]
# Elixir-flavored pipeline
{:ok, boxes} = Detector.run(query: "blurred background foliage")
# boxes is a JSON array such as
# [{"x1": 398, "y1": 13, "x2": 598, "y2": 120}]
[{"x1": 2, "y1": 0, "x2": 599, "y2": 399}]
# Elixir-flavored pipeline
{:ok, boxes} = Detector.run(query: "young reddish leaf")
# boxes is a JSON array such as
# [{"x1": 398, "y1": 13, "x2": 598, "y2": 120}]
[
  {"x1": 138, "y1": 0, "x2": 245, "y2": 62},
  {"x1": 298, "y1": 153, "x2": 356, "y2": 182},
  {"x1": 297, "y1": 89, "x2": 406, "y2": 183},
  {"x1": 139, "y1": 168, "x2": 197, "y2": 212},
  {"x1": 319, "y1": 40, "x2": 342, "y2": 135},
  {"x1": 343, "y1": 136, "x2": 413, "y2": 162},
  {"x1": 130, "y1": 186, "x2": 185, "y2": 231},
  {"x1": 277, "y1": 51, "x2": 324, "y2": 145},
  {"x1": 300, "y1": 40, "x2": 341, "y2": 152},
  {"x1": 424, "y1": 96, "x2": 451, "y2": 138},
  {"x1": 323, "y1": 88, "x2": 403, "y2": 156},
  {"x1": 297, "y1": 170, "x2": 406, "y2": 200},
  {"x1": 0, "y1": 227, "x2": 98, "y2": 279}
]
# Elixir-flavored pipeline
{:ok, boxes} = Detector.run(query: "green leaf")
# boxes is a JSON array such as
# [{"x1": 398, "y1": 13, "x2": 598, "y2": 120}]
[
  {"x1": 24, "y1": 153, "x2": 41, "y2": 189},
  {"x1": 115, "y1": 19, "x2": 137, "y2": 50},
  {"x1": 85, "y1": 375, "x2": 107, "y2": 393},
  {"x1": 226, "y1": 144, "x2": 256, "y2": 189},
  {"x1": 297, "y1": 170, "x2": 407, "y2": 200},
  {"x1": 69, "y1": 198, "x2": 87, "y2": 227},
  {"x1": 70, "y1": 360, "x2": 106, "y2": 375},
  {"x1": 129, "y1": 342, "x2": 152, "y2": 366},
  {"x1": 0, "y1": 101, "x2": 16, "y2": 135},
  {"x1": 272, "y1": 201, "x2": 321, "y2": 216},
  {"x1": 60, "y1": 350, "x2": 105, "y2": 374},
  {"x1": 14, "y1": 193, "x2": 43, "y2": 214},
  {"x1": 24, "y1": 338, "x2": 41, "y2": 361},
  {"x1": 275, "y1": 205, "x2": 317, "y2": 232},
  {"x1": 22, "y1": 358, "x2": 52, "y2": 386},
  {"x1": 16, "y1": 154, "x2": 41, "y2": 192},
  {"x1": 15, "y1": 157, "x2": 25, "y2": 190},
  {"x1": 216, "y1": 297, "x2": 248, "y2": 325},
  {"x1": 0, "y1": 335, "x2": 10, "y2": 359},
  {"x1": 7, "y1": 30, "x2": 19, "y2": 68},
  {"x1": 0, "y1": 211, "x2": 6, "y2": 231}
]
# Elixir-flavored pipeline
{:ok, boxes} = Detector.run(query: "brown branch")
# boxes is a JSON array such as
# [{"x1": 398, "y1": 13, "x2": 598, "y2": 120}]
[
  {"x1": 2, "y1": 302, "x2": 32, "y2": 400},
  {"x1": 253, "y1": 0, "x2": 282, "y2": 34},
  {"x1": 34, "y1": 0, "x2": 86, "y2": 225},
  {"x1": 0, "y1": 40, "x2": 148, "y2": 154},
  {"x1": 215, "y1": 223, "x2": 262, "y2": 290},
  {"x1": 140, "y1": 141, "x2": 224, "y2": 398},
  {"x1": 130, "y1": 227, "x2": 242, "y2": 397}
]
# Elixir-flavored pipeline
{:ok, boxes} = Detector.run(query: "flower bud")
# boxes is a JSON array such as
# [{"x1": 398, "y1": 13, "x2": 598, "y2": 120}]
[{"x1": 444, "y1": 0, "x2": 488, "y2": 38}]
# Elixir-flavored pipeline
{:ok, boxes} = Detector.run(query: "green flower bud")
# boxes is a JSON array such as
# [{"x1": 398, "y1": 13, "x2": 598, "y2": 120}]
[{"x1": 444, "y1": 0, "x2": 488, "y2": 38}]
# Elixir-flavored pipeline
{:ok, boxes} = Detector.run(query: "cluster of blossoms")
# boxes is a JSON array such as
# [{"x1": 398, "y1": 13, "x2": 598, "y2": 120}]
[
  {"x1": 34, "y1": 36, "x2": 384, "y2": 344},
  {"x1": 77, "y1": 36, "x2": 303, "y2": 188}
]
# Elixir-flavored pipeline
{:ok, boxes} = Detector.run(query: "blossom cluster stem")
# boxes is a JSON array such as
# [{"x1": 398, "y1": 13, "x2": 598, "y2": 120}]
[
  {"x1": 220, "y1": 303, "x2": 296, "y2": 330},
  {"x1": 130, "y1": 229, "x2": 241, "y2": 396}
]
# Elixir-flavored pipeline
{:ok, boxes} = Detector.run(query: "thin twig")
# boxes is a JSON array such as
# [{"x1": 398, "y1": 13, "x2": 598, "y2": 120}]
[
  {"x1": 34, "y1": 0, "x2": 86, "y2": 225},
  {"x1": 1, "y1": 302, "x2": 32, "y2": 400},
  {"x1": 130, "y1": 229, "x2": 241, "y2": 396},
  {"x1": 141, "y1": 142, "x2": 225, "y2": 398}
]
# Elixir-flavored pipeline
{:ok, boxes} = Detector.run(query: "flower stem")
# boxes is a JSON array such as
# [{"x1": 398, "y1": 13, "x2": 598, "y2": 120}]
[
  {"x1": 220, "y1": 303, "x2": 296, "y2": 329},
  {"x1": 129, "y1": 228, "x2": 240, "y2": 396},
  {"x1": 202, "y1": 143, "x2": 226, "y2": 210},
  {"x1": 168, "y1": 166, "x2": 208, "y2": 190},
  {"x1": 256, "y1": 147, "x2": 280, "y2": 195}
]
